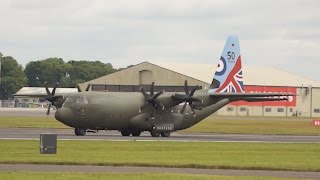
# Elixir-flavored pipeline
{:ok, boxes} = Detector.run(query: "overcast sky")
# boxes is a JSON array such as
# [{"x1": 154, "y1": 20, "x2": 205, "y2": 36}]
[{"x1": 1, "y1": 0, "x2": 319, "y2": 81}]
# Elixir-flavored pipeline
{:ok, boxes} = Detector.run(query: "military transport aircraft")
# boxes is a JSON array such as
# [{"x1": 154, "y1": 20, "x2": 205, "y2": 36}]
[{"x1": 45, "y1": 35, "x2": 292, "y2": 137}]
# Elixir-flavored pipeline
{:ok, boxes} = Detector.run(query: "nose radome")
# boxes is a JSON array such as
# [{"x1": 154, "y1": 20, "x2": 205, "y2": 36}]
[
  {"x1": 55, "y1": 108, "x2": 63, "y2": 121},
  {"x1": 55, "y1": 107, "x2": 73, "y2": 123}
]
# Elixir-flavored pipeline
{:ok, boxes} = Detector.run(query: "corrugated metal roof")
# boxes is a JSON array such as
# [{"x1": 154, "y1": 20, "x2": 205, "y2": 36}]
[
  {"x1": 153, "y1": 62, "x2": 320, "y2": 87},
  {"x1": 14, "y1": 87, "x2": 78, "y2": 96}
]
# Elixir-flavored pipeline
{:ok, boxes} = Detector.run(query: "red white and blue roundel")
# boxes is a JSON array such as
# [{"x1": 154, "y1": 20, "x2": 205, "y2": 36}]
[{"x1": 215, "y1": 57, "x2": 227, "y2": 76}]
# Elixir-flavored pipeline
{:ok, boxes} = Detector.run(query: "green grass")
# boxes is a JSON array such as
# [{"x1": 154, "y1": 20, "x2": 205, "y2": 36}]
[
  {"x1": 0, "y1": 116, "x2": 319, "y2": 135},
  {"x1": 0, "y1": 172, "x2": 298, "y2": 180},
  {"x1": 0, "y1": 116, "x2": 68, "y2": 129},
  {"x1": 1, "y1": 140, "x2": 320, "y2": 172},
  {"x1": 183, "y1": 116, "x2": 320, "y2": 135}
]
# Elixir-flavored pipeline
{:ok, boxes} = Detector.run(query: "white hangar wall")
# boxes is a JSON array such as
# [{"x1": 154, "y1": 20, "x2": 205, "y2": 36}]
[{"x1": 219, "y1": 86, "x2": 320, "y2": 117}]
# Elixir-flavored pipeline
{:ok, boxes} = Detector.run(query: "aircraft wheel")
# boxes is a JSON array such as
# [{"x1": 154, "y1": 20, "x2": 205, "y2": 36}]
[
  {"x1": 75, "y1": 128, "x2": 86, "y2": 136},
  {"x1": 121, "y1": 130, "x2": 131, "y2": 136},
  {"x1": 150, "y1": 131, "x2": 160, "y2": 137},
  {"x1": 160, "y1": 132, "x2": 171, "y2": 137},
  {"x1": 131, "y1": 131, "x2": 141, "y2": 137}
]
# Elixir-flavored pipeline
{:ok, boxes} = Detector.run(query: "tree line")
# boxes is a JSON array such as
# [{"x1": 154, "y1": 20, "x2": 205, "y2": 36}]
[{"x1": 0, "y1": 55, "x2": 117, "y2": 100}]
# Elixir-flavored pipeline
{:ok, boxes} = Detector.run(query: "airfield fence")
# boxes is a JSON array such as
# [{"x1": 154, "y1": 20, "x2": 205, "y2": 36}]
[{"x1": 0, "y1": 100, "x2": 48, "y2": 108}]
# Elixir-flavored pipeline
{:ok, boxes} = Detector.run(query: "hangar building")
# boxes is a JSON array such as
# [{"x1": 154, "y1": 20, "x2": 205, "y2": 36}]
[{"x1": 79, "y1": 61, "x2": 320, "y2": 118}]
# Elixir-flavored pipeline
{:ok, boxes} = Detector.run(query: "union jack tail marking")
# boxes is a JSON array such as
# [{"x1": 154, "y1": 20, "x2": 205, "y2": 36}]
[{"x1": 208, "y1": 35, "x2": 244, "y2": 94}]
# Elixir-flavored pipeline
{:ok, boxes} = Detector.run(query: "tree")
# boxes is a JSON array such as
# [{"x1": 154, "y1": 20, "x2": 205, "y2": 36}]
[
  {"x1": 66, "y1": 60, "x2": 116, "y2": 86},
  {"x1": 24, "y1": 58, "x2": 117, "y2": 88},
  {"x1": 24, "y1": 58, "x2": 68, "y2": 87},
  {"x1": 0, "y1": 56, "x2": 27, "y2": 100}
]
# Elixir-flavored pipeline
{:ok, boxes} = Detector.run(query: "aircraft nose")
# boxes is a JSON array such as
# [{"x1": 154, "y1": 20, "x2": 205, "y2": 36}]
[{"x1": 55, "y1": 107, "x2": 73, "y2": 123}]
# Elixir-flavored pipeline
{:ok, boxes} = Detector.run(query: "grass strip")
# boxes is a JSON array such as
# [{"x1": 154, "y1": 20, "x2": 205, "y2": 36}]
[
  {"x1": 0, "y1": 172, "x2": 298, "y2": 180},
  {"x1": 183, "y1": 117, "x2": 320, "y2": 135},
  {"x1": 0, "y1": 116, "x2": 68, "y2": 129},
  {"x1": 0, "y1": 140, "x2": 319, "y2": 172}
]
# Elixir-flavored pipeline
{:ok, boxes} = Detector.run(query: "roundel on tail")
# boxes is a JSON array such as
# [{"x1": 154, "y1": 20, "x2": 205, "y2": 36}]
[{"x1": 215, "y1": 56, "x2": 227, "y2": 76}]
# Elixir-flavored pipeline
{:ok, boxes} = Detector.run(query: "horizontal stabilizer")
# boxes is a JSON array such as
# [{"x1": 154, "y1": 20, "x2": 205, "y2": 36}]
[
  {"x1": 210, "y1": 92, "x2": 294, "y2": 98},
  {"x1": 240, "y1": 97, "x2": 289, "y2": 102},
  {"x1": 210, "y1": 92, "x2": 294, "y2": 102}
]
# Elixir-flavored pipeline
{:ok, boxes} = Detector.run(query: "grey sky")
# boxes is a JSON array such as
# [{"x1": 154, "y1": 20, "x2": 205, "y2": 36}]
[{"x1": 1, "y1": 0, "x2": 319, "y2": 81}]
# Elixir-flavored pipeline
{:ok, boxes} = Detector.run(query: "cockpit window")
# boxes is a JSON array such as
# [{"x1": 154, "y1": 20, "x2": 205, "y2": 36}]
[
  {"x1": 63, "y1": 96, "x2": 89, "y2": 107},
  {"x1": 83, "y1": 96, "x2": 89, "y2": 104}
]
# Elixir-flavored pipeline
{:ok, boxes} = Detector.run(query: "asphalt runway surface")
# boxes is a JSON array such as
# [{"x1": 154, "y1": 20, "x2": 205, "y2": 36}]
[{"x1": 0, "y1": 127, "x2": 319, "y2": 143}]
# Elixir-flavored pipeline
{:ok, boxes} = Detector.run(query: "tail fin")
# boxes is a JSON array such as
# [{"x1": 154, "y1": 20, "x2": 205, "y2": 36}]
[{"x1": 208, "y1": 35, "x2": 244, "y2": 94}]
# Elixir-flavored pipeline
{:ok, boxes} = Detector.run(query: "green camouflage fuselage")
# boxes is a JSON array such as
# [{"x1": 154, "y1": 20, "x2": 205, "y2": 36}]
[{"x1": 55, "y1": 91, "x2": 229, "y2": 132}]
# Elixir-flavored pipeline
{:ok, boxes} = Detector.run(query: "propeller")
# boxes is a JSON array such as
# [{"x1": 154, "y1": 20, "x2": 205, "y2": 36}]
[
  {"x1": 139, "y1": 82, "x2": 165, "y2": 114},
  {"x1": 173, "y1": 80, "x2": 202, "y2": 115},
  {"x1": 44, "y1": 82, "x2": 62, "y2": 115},
  {"x1": 76, "y1": 83, "x2": 91, "y2": 92}
]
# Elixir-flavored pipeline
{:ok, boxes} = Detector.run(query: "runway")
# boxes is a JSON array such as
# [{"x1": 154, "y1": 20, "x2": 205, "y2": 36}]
[{"x1": 0, "y1": 127, "x2": 319, "y2": 143}]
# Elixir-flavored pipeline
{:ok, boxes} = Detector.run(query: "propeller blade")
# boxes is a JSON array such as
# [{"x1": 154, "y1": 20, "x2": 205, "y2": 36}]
[
  {"x1": 140, "y1": 87, "x2": 148, "y2": 98},
  {"x1": 153, "y1": 90, "x2": 163, "y2": 99},
  {"x1": 181, "y1": 102, "x2": 187, "y2": 114},
  {"x1": 76, "y1": 85, "x2": 81, "y2": 92},
  {"x1": 184, "y1": 80, "x2": 189, "y2": 95},
  {"x1": 47, "y1": 104, "x2": 52, "y2": 115},
  {"x1": 85, "y1": 84, "x2": 91, "y2": 91},
  {"x1": 190, "y1": 105, "x2": 196, "y2": 115},
  {"x1": 44, "y1": 81, "x2": 51, "y2": 95},
  {"x1": 150, "y1": 82, "x2": 155, "y2": 95},
  {"x1": 190, "y1": 86, "x2": 200, "y2": 96},
  {"x1": 52, "y1": 82, "x2": 59, "y2": 96}
]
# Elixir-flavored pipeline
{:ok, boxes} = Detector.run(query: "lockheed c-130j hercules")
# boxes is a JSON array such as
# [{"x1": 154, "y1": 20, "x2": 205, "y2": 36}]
[{"x1": 45, "y1": 35, "x2": 292, "y2": 137}]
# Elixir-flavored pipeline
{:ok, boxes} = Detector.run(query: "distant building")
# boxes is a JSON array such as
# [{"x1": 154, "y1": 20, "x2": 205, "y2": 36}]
[{"x1": 12, "y1": 87, "x2": 77, "y2": 108}]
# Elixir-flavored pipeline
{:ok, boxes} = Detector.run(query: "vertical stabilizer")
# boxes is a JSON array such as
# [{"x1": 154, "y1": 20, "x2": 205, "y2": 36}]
[{"x1": 208, "y1": 35, "x2": 244, "y2": 94}]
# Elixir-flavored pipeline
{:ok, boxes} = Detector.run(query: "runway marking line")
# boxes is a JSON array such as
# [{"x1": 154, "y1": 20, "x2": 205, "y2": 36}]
[{"x1": 0, "y1": 137, "x2": 319, "y2": 144}]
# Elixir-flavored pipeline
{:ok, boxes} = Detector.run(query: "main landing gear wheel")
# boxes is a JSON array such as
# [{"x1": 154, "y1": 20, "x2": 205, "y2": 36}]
[
  {"x1": 131, "y1": 131, "x2": 141, "y2": 137},
  {"x1": 75, "y1": 128, "x2": 86, "y2": 136},
  {"x1": 160, "y1": 132, "x2": 171, "y2": 137},
  {"x1": 150, "y1": 131, "x2": 161, "y2": 137},
  {"x1": 121, "y1": 130, "x2": 131, "y2": 136}
]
